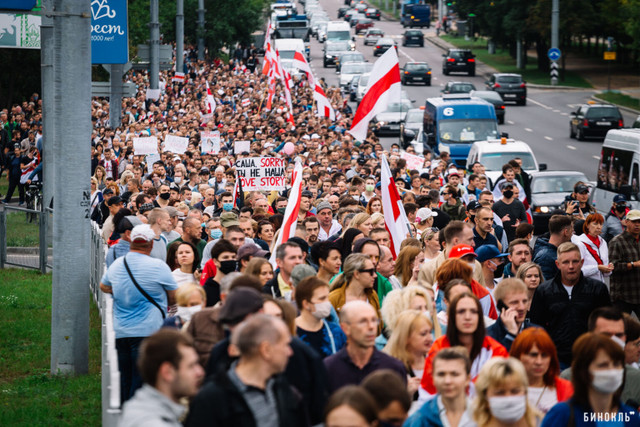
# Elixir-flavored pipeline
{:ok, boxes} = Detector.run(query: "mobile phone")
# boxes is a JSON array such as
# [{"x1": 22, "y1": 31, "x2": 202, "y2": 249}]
[{"x1": 497, "y1": 300, "x2": 508, "y2": 312}]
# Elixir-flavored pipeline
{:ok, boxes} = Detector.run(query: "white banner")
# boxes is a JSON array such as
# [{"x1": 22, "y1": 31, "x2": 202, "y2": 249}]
[
  {"x1": 164, "y1": 134, "x2": 188, "y2": 154},
  {"x1": 235, "y1": 140, "x2": 251, "y2": 154},
  {"x1": 133, "y1": 136, "x2": 159, "y2": 155},
  {"x1": 146, "y1": 88, "x2": 161, "y2": 100},
  {"x1": 201, "y1": 131, "x2": 220, "y2": 154},
  {"x1": 401, "y1": 152, "x2": 425, "y2": 171},
  {"x1": 235, "y1": 157, "x2": 287, "y2": 191}
]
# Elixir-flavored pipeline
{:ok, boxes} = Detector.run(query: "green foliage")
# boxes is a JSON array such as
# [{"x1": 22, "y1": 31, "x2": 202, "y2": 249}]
[
  {"x1": 595, "y1": 91, "x2": 640, "y2": 111},
  {"x1": 0, "y1": 49, "x2": 40, "y2": 109}
]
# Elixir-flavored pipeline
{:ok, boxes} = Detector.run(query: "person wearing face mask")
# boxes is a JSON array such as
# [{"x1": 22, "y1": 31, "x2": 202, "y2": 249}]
[
  {"x1": 162, "y1": 284, "x2": 206, "y2": 330},
  {"x1": 211, "y1": 191, "x2": 238, "y2": 216},
  {"x1": 201, "y1": 239, "x2": 237, "y2": 307},
  {"x1": 472, "y1": 357, "x2": 540, "y2": 427},
  {"x1": 476, "y1": 245, "x2": 508, "y2": 296},
  {"x1": 155, "y1": 184, "x2": 172, "y2": 208},
  {"x1": 492, "y1": 181, "x2": 528, "y2": 243},
  {"x1": 295, "y1": 277, "x2": 347, "y2": 358},
  {"x1": 602, "y1": 195, "x2": 629, "y2": 243},
  {"x1": 542, "y1": 333, "x2": 640, "y2": 427}
]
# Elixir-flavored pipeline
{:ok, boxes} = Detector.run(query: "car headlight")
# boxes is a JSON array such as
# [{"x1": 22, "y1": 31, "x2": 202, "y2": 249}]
[
  {"x1": 377, "y1": 121, "x2": 386, "y2": 126},
  {"x1": 534, "y1": 206, "x2": 550, "y2": 213}
]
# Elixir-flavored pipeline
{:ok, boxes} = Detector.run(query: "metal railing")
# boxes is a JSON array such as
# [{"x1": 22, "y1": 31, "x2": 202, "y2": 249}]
[
  {"x1": 0, "y1": 205, "x2": 52, "y2": 273},
  {"x1": 90, "y1": 221, "x2": 121, "y2": 426}
]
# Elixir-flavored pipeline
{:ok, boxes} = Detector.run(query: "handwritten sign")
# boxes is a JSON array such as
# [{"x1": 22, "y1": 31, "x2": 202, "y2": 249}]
[
  {"x1": 164, "y1": 134, "x2": 188, "y2": 154},
  {"x1": 146, "y1": 153, "x2": 161, "y2": 168},
  {"x1": 133, "y1": 136, "x2": 159, "y2": 155},
  {"x1": 146, "y1": 88, "x2": 161, "y2": 100},
  {"x1": 201, "y1": 131, "x2": 220, "y2": 154},
  {"x1": 235, "y1": 157, "x2": 286, "y2": 191},
  {"x1": 401, "y1": 152, "x2": 425, "y2": 171},
  {"x1": 235, "y1": 140, "x2": 251, "y2": 154}
]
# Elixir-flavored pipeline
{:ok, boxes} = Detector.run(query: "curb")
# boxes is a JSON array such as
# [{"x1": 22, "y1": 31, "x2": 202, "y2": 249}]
[
  {"x1": 590, "y1": 94, "x2": 640, "y2": 115},
  {"x1": 7, "y1": 247, "x2": 53, "y2": 255}
]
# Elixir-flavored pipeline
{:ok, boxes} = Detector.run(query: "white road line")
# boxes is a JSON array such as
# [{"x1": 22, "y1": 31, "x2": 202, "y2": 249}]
[
  {"x1": 593, "y1": 155, "x2": 600, "y2": 160},
  {"x1": 561, "y1": 113, "x2": 569, "y2": 116},
  {"x1": 528, "y1": 98, "x2": 553, "y2": 110},
  {"x1": 525, "y1": 128, "x2": 533, "y2": 132},
  {"x1": 398, "y1": 49, "x2": 416, "y2": 63},
  {"x1": 544, "y1": 136, "x2": 553, "y2": 140},
  {"x1": 552, "y1": 109, "x2": 561, "y2": 113},
  {"x1": 507, "y1": 120, "x2": 515, "y2": 125},
  {"x1": 567, "y1": 145, "x2": 577, "y2": 150}
]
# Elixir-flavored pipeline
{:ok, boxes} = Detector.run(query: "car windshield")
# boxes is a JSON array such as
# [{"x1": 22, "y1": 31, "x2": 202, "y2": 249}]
[
  {"x1": 438, "y1": 119, "x2": 500, "y2": 143},
  {"x1": 359, "y1": 75, "x2": 369, "y2": 86},
  {"x1": 367, "y1": 30, "x2": 383, "y2": 36},
  {"x1": 450, "y1": 51, "x2": 471, "y2": 59},
  {"x1": 407, "y1": 31, "x2": 422, "y2": 36},
  {"x1": 342, "y1": 63, "x2": 371, "y2": 74},
  {"x1": 327, "y1": 42, "x2": 349, "y2": 51},
  {"x1": 405, "y1": 110, "x2": 423, "y2": 123},
  {"x1": 479, "y1": 152, "x2": 537, "y2": 171},
  {"x1": 378, "y1": 38, "x2": 393, "y2": 45},
  {"x1": 586, "y1": 107, "x2": 622, "y2": 119},
  {"x1": 385, "y1": 102, "x2": 411, "y2": 113},
  {"x1": 532, "y1": 175, "x2": 588, "y2": 193},
  {"x1": 359, "y1": 19, "x2": 372, "y2": 24},
  {"x1": 327, "y1": 31, "x2": 350, "y2": 41},
  {"x1": 406, "y1": 63, "x2": 429, "y2": 71},
  {"x1": 450, "y1": 83, "x2": 475, "y2": 93},
  {"x1": 341, "y1": 53, "x2": 364, "y2": 62},
  {"x1": 278, "y1": 51, "x2": 296, "y2": 60},
  {"x1": 496, "y1": 75, "x2": 522, "y2": 84}
]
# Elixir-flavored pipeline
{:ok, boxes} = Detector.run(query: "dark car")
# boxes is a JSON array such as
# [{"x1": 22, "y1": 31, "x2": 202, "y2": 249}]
[
  {"x1": 323, "y1": 41, "x2": 351, "y2": 68},
  {"x1": 355, "y1": 18, "x2": 374, "y2": 34},
  {"x1": 402, "y1": 29, "x2": 424, "y2": 47},
  {"x1": 373, "y1": 100, "x2": 412, "y2": 135},
  {"x1": 485, "y1": 73, "x2": 527, "y2": 105},
  {"x1": 442, "y1": 49, "x2": 475, "y2": 76},
  {"x1": 530, "y1": 171, "x2": 589, "y2": 234},
  {"x1": 338, "y1": 6, "x2": 350, "y2": 18},
  {"x1": 442, "y1": 81, "x2": 476, "y2": 94},
  {"x1": 470, "y1": 90, "x2": 505, "y2": 124},
  {"x1": 401, "y1": 62, "x2": 431, "y2": 85},
  {"x1": 374, "y1": 38, "x2": 396, "y2": 56},
  {"x1": 365, "y1": 7, "x2": 381, "y2": 19},
  {"x1": 400, "y1": 108, "x2": 425, "y2": 146},
  {"x1": 570, "y1": 103, "x2": 624, "y2": 140},
  {"x1": 344, "y1": 9, "x2": 358, "y2": 21}
]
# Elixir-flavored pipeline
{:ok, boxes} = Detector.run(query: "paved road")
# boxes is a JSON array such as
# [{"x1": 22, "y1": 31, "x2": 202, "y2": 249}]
[{"x1": 303, "y1": 0, "x2": 637, "y2": 180}]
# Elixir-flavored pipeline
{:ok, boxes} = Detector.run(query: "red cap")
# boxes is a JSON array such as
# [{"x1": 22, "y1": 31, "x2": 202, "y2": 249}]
[{"x1": 448, "y1": 244, "x2": 476, "y2": 259}]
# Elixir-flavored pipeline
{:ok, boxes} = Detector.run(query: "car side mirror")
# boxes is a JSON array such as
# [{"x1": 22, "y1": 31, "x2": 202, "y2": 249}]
[
  {"x1": 570, "y1": 112, "x2": 576, "y2": 116},
  {"x1": 352, "y1": 36, "x2": 355, "y2": 41},
  {"x1": 403, "y1": 129, "x2": 416, "y2": 140},
  {"x1": 501, "y1": 132, "x2": 509, "y2": 138},
  {"x1": 539, "y1": 163, "x2": 547, "y2": 171}
]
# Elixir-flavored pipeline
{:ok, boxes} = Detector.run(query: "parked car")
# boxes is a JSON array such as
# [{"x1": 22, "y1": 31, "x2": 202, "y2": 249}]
[
  {"x1": 569, "y1": 103, "x2": 624, "y2": 140},
  {"x1": 365, "y1": 7, "x2": 381, "y2": 19},
  {"x1": 355, "y1": 18, "x2": 374, "y2": 34},
  {"x1": 402, "y1": 29, "x2": 424, "y2": 47},
  {"x1": 530, "y1": 171, "x2": 589, "y2": 234},
  {"x1": 485, "y1": 73, "x2": 527, "y2": 105},
  {"x1": 374, "y1": 38, "x2": 396, "y2": 56},
  {"x1": 364, "y1": 28, "x2": 384, "y2": 45},
  {"x1": 400, "y1": 108, "x2": 425, "y2": 146},
  {"x1": 470, "y1": 90, "x2": 506, "y2": 124},
  {"x1": 442, "y1": 48, "x2": 475, "y2": 76},
  {"x1": 442, "y1": 81, "x2": 476, "y2": 94},
  {"x1": 401, "y1": 62, "x2": 431, "y2": 85}
]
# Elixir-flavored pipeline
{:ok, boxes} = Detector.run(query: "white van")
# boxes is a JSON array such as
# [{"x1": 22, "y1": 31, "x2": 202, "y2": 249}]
[
  {"x1": 466, "y1": 138, "x2": 545, "y2": 186},
  {"x1": 274, "y1": 38, "x2": 306, "y2": 76},
  {"x1": 326, "y1": 21, "x2": 355, "y2": 50},
  {"x1": 592, "y1": 129, "x2": 640, "y2": 212}
]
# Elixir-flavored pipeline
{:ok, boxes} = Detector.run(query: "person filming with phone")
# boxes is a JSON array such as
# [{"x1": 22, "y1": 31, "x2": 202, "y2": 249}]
[
  {"x1": 561, "y1": 182, "x2": 596, "y2": 219},
  {"x1": 487, "y1": 278, "x2": 538, "y2": 351}
]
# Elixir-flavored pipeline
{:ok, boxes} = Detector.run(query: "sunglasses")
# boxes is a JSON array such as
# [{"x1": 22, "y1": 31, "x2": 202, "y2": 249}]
[{"x1": 359, "y1": 268, "x2": 377, "y2": 275}]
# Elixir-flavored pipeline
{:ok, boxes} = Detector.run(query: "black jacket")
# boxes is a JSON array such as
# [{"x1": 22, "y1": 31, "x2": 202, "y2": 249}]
[
  {"x1": 262, "y1": 270, "x2": 282, "y2": 298},
  {"x1": 185, "y1": 369, "x2": 309, "y2": 427},
  {"x1": 529, "y1": 272, "x2": 611, "y2": 364},
  {"x1": 486, "y1": 316, "x2": 539, "y2": 352}
]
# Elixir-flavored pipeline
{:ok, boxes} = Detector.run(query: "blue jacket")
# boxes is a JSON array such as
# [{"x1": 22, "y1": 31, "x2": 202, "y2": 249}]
[
  {"x1": 533, "y1": 234, "x2": 558, "y2": 281},
  {"x1": 541, "y1": 399, "x2": 640, "y2": 427},
  {"x1": 403, "y1": 396, "x2": 443, "y2": 427}
]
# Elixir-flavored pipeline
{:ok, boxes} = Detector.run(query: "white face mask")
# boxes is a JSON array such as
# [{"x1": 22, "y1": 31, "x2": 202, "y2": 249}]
[
  {"x1": 311, "y1": 301, "x2": 333, "y2": 319},
  {"x1": 592, "y1": 368, "x2": 624, "y2": 394},
  {"x1": 177, "y1": 305, "x2": 202, "y2": 322},
  {"x1": 174, "y1": 177, "x2": 182, "y2": 184},
  {"x1": 488, "y1": 395, "x2": 526, "y2": 423}
]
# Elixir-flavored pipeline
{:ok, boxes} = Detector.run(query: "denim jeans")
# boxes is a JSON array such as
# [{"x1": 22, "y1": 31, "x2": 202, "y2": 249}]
[{"x1": 116, "y1": 336, "x2": 145, "y2": 404}]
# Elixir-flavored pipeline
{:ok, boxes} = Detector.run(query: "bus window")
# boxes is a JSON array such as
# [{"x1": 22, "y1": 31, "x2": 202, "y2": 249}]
[{"x1": 597, "y1": 147, "x2": 634, "y2": 192}]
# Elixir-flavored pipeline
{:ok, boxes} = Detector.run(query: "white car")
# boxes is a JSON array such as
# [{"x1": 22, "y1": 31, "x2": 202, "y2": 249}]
[
  {"x1": 466, "y1": 138, "x2": 546, "y2": 185},
  {"x1": 363, "y1": 28, "x2": 384, "y2": 45},
  {"x1": 338, "y1": 62, "x2": 373, "y2": 89}
]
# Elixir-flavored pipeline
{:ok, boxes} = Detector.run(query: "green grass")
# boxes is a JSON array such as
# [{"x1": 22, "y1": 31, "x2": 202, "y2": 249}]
[
  {"x1": 369, "y1": 0, "x2": 400, "y2": 18},
  {"x1": 0, "y1": 173, "x2": 7, "y2": 198},
  {"x1": 440, "y1": 35, "x2": 593, "y2": 88},
  {"x1": 5, "y1": 211, "x2": 40, "y2": 247},
  {"x1": 0, "y1": 269, "x2": 102, "y2": 426},
  {"x1": 594, "y1": 91, "x2": 640, "y2": 112}
]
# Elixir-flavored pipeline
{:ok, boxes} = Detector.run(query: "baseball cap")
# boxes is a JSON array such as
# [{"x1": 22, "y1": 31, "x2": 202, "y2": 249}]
[
  {"x1": 138, "y1": 203, "x2": 155, "y2": 214},
  {"x1": 499, "y1": 181, "x2": 515, "y2": 190},
  {"x1": 107, "y1": 196, "x2": 123, "y2": 206},
  {"x1": 625, "y1": 210, "x2": 640, "y2": 221},
  {"x1": 220, "y1": 212, "x2": 239, "y2": 227},
  {"x1": 316, "y1": 200, "x2": 332, "y2": 213},
  {"x1": 448, "y1": 244, "x2": 476, "y2": 259},
  {"x1": 466, "y1": 200, "x2": 482, "y2": 212},
  {"x1": 130, "y1": 224, "x2": 156, "y2": 242},
  {"x1": 475, "y1": 245, "x2": 508, "y2": 263},
  {"x1": 416, "y1": 207, "x2": 437, "y2": 223},
  {"x1": 290, "y1": 264, "x2": 317, "y2": 287},
  {"x1": 613, "y1": 194, "x2": 627, "y2": 204},
  {"x1": 574, "y1": 184, "x2": 589, "y2": 194},
  {"x1": 219, "y1": 287, "x2": 264, "y2": 324},
  {"x1": 237, "y1": 243, "x2": 269, "y2": 260},
  {"x1": 203, "y1": 206, "x2": 217, "y2": 218}
]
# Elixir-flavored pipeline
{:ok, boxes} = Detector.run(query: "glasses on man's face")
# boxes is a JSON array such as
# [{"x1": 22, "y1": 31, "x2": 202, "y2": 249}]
[{"x1": 359, "y1": 268, "x2": 377, "y2": 275}]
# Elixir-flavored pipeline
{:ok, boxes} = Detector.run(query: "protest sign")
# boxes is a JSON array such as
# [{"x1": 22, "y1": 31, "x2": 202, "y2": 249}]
[
  {"x1": 201, "y1": 131, "x2": 220, "y2": 154},
  {"x1": 241, "y1": 98, "x2": 251, "y2": 107},
  {"x1": 235, "y1": 157, "x2": 287, "y2": 191},
  {"x1": 235, "y1": 140, "x2": 251, "y2": 154},
  {"x1": 146, "y1": 88, "x2": 161, "y2": 100},
  {"x1": 133, "y1": 136, "x2": 159, "y2": 155},
  {"x1": 401, "y1": 152, "x2": 425, "y2": 171},
  {"x1": 164, "y1": 134, "x2": 188, "y2": 154},
  {"x1": 146, "y1": 153, "x2": 161, "y2": 168}
]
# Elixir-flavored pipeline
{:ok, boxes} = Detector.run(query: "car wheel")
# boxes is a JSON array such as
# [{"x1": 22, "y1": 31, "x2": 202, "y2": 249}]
[
  {"x1": 499, "y1": 117, "x2": 505, "y2": 124},
  {"x1": 569, "y1": 125, "x2": 576, "y2": 139},
  {"x1": 577, "y1": 127, "x2": 585, "y2": 141},
  {"x1": 469, "y1": 69, "x2": 475, "y2": 77},
  {"x1": 401, "y1": 78, "x2": 406, "y2": 85},
  {"x1": 323, "y1": 60, "x2": 327, "y2": 68},
  {"x1": 443, "y1": 69, "x2": 449, "y2": 75},
  {"x1": 426, "y1": 79, "x2": 431, "y2": 86},
  {"x1": 520, "y1": 99, "x2": 527, "y2": 106},
  {"x1": 420, "y1": 42, "x2": 424, "y2": 47}
]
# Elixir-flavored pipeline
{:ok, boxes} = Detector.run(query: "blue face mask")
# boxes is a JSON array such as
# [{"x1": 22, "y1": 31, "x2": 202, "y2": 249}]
[
  {"x1": 223, "y1": 202, "x2": 233, "y2": 212},
  {"x1": 200, "y1": 222, "x2": 206, "y2": 228},
  {"x1": 210, "y1": 229, "x2": 223, "y2": 239}
]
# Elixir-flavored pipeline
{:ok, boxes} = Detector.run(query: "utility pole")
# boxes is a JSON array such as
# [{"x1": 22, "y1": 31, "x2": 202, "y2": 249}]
[
  {"x1": 551, "y1": 0, "x2": 559, "y2": 85},
  {"x1": 51, "y1": 0, "x2": 91, "y2": 375},
  {"x1": 109, "y1": 64, "x2": 124, "y2": 128},
  {"x1": 149, "y1": 0, "x2": 159, "y2": 89},
  {"x1": 176, "y1": 0, "x2": 184, "y2": 74},
  {"x1": 41, "y1": 0, "x2": 55, "y2": 216},
  {"x1": 197, "y1": 0, "x2": 205, "y2": 60}
]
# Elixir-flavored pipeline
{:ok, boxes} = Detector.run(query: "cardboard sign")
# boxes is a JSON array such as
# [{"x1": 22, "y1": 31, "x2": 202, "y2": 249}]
[
  {"x1": 235, "y1": 157, "x2": 287, "y2": 191},
  {"x1": 133, "y1": 136, "x2": 159, "y2": 155},
  {"x1": 201, "y1": 131, "x2": 220, "y2": 154},
  {"x1": 146, "y1": 153, "x2": 161, "y2": 168},
  {"x1": 401, "y1": 152, "x2": 425, "y2": 170},
  {"x1": 164, "y1": 134, "x2": 188, "y2": 154},
  {"x1": 235, "y1": 140, "x2": 251, "y2": 154},
  {"x1": 146, "y1": 88, "x2": 161, "y2": 100}
]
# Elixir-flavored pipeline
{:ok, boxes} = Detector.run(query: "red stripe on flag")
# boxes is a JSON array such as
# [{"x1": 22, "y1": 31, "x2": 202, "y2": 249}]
[{"x1": 351, "y1": 64, "x2": 400, "y2": 128}]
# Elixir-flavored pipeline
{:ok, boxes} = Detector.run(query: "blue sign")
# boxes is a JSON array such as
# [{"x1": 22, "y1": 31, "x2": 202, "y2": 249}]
[
  {"x1": 91, "y1": 0, "x2": 128, "y2": 64},
  {"x1": 547, "y1": 48, "x2": 561, "y2": 61},
  {"x1": 0, "y1": 0, "x2": 37, "y2": 10}
]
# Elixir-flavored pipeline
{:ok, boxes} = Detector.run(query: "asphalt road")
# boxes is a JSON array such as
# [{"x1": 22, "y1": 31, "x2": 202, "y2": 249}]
[{"x1": 303, "y1": 0, "x2": 637, "y2": 180}]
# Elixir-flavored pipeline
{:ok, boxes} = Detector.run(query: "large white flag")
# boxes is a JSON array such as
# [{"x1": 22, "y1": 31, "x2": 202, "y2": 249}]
[
  {"x1": 269, "y1": 160, "x2": 303, "y2": 267},
  {"x1": 381, "y1": 155, "x2": 412, "y2": 259},
  {"x1": 313, "y1": 84, "x2": 336, "y2": 121},
  {"x1": 292, "y1": 50, "x2": 315, "y2": 88}
]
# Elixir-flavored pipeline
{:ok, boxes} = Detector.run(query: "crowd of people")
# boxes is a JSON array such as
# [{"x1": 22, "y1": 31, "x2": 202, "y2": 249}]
[{"x1": 7, "y1": 41, "x2": 640, "y2": 425}]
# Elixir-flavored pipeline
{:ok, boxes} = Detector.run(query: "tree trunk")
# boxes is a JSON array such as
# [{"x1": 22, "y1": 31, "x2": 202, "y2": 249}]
[{"x1": 536, "y1": 37, "x2": 549, "y2": 72}]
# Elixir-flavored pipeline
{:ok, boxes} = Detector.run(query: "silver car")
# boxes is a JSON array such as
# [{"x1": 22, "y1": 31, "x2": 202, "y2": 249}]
[{"x1": 338, "y1": 62, "x2": 373, "y2": 89}]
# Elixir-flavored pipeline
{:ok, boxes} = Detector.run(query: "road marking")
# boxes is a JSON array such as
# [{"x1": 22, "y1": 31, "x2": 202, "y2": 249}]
[
  {"x1": 553, "y1": 109, "x2": 561, "y2": 113},
  {"x1": 561, "y1": 112, "x2": 569, "y2": 116},
  {"x1": 507, "y1": 120, "x2": 515, "y2": 125},
  {"x1": 398, "y1": 49, "x2": 417, "y2": 63},
  {"x1": 525, "y1": 128, "x2": 533, "y2": 132},
  {"x1": 528, "y1": 98, "x2": 553, "y2": 110},
  {"x1": 593, "y1": 155, "x2": 600, "y2": 160},
  {"x1": 544, "y1": 136, "x2": 553, "y2": 140},
  {"x1": 567, "y1": 145, "x2": 577, "y2": 150}
]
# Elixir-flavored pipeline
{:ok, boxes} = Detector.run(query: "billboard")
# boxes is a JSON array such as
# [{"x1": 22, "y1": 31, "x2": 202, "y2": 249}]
[
  {"x1": 0, "y1": 13, "x2": 40, "y2": 49},
  {"x1": 91, "y1": 0, "x2": 128, "y2": 64}
]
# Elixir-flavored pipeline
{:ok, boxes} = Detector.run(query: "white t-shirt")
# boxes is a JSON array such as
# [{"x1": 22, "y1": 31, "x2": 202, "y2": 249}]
[
  {"x1": 562, "y1": 284, "x2": 574, "y2": 299},
  {"x1": 528, "y1": 386, "x2": 558, "y2": 414},
  {"x1": 172, "y1": 269, "x2": 196, "y2": 286}
]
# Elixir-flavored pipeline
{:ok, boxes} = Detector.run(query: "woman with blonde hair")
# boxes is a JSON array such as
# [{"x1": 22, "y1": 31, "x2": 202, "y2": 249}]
[
  {"x1": 421, "y1": 227, "x2": 441, "y2": 262},
  {"x1": 473, "y1": 357, "x2": 540, "y2": 426},
  {"x1": 516, "y1": 262, "x2": 544, "y2": 304},
  {"x1": 370, "y1": 212, "x2": 385, "y2": 229},
  {"x1": 384, "y1": 310, "x2": 435, "y2": 400},
  {"x1": 345, "y1": 212, "x2": 373, "y2": 237},
  {"x1": 119, "y1": 170, "x2": 134, "y2": 194},
  {"x1": 162, "y1": 283, "x2": 206, "y2": 330},
  {"x1": 90, "y1": 177, "x2": 103, "y2": 218},
  {"x1": 394, "y1": 245, "x2": 424, "y2": 287},
  {"x1": 93, "y1": 165, "x2": 107, "y2": 190}
]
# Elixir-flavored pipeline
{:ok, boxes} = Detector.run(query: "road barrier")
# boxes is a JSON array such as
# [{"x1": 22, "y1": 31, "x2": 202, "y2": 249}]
[{"x1": 0, "y1": 205, "x2": 52, "y2": 273}]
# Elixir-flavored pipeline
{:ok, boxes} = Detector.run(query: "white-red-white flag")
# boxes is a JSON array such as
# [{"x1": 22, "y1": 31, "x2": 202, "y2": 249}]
[
  {"x1": 381, "y1": 155, "x2": 411, "y2": 259},
  {"x1": 348, "y1": 47, "x2": 401, "y2": 141},
  {"x1": 313, "y1": 84, "x2": 336, "y2": 120},
  {"x1": 269, "y1": 160, "x2": 304, "y2": 267},
  {"x1": 172, "y1": 72, "x2": 185, "y2": 83},
  {"x1": 292, "y1": 51, "x2": 315, "y2": 88},
  {"x1": 205, "y1": 81, "x2": 216, "y2": 115}
]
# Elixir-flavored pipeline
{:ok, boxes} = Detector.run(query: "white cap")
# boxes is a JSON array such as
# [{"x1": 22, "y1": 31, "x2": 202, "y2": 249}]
[
  {"x1": 311, "y1": 133, "x2": 320, "y2": 139},
  {"x1": 416, "y1": 208, "x2": 438, "y2": 222},
  {"x1": 130, "y1": 224, "x2": 156, "y2": 242}
]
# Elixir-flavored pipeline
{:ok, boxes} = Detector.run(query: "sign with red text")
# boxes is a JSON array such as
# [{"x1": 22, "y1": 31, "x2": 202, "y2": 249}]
[
  {"x1": 401, "y1": 152, "x2": 425, "y2": 171},
  {"x1": 235, "y1": 157, "x2": 286, "y2": 191}
]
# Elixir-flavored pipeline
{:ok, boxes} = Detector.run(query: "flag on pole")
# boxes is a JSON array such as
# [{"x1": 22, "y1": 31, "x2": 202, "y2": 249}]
[
  {"x1": 292, "y1": 51, "x2": 315, "y2": 88},
  {"x1": 233, "y1": 175, "x2": 244, "y2": 209},
  {"x1": 313, "y1": 84, "x2": 336, "y2": 120},
  {"x1": 172, "y1": 72, "x2": 185, "y2": 83},
  {"x1": 269, "y1": 160, "x2": 303, "y2": 267},
  {"x1": 205, "y1": 81, "x2": 216, "y2": 115},
  {"x1": 380, "y1": 155, "x2": 412, "y2": 259},
  {"x1": 348, "y1": 47, "x2": 401, "y2": 141}
]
